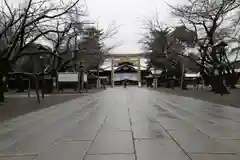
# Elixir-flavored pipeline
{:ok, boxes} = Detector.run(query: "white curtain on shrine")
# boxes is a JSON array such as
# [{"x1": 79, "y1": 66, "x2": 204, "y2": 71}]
[{"x1": 115, "y1": 73, "x2": 138, "y2": 81}]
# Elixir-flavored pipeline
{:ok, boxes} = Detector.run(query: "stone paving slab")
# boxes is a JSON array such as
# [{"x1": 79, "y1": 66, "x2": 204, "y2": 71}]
[
  {"x1": 132, "y1": 122, "x2": 170, "y2": 139},
  {"x1": 88, "y1": 131, "x2": 134, "y2": 154},
  {"x1": 161, "y1": 93, "x2": 240, "y2": 125},
  {"x1": 0, "y1": 94, "x2": 83, "y2": 122},
  {"x1": 135, "y1": 139, "x2": 190, "y2": 160},
  {"x1": 85, "y1": 154, "x2": 135, "y2": 160},
  {"x1": 168, "y1": 129, "x2": 235, "y2": 154},
  {"x1": 0, "y1": 98, "x2": 100, "y2": 156},
  {"x1": 0, "y1": 109, "x2": 89, "y2": 155},
  {"x1": 59, "y1": 116, "x2": 105, "y2": 141},
  {"x1": 33, "y1": 141, "x2": 91, "y2": 160},
  {"x1": 130, "y1": 115, "x2": 158, "y2": 124},
  {"x1": 129, "y1": 110, "x2": 159, "y2": 124},
  {"x1": 0, "y1": 97, "x2": 90, "y2": 131},
  {"x1": 189, "y1": 154, "x2": 240, "y2": 160},
  {"x1": 160, "y1": 100, "x2": 217, "y2": 126},
  {"x1": 217, "y1": 139, "x2": 240, "y2": 153},
  {"x1": 169, "y1": 100, "x2": 240, "y2": 128},
  {"x1": 0, "y1": 156, "x2": 35, "y2": 160},
  {"x1": 156, "y1": 118, "x2": 195, "y2": 131},
  {"x1": 59, "y1": 125, "x2": 99, "y2": 141},
  {"x1": 156, "y1": 112, "x2": 180, "y2": 119},
  {"x1": 0, "y1": 97, "x2": 95, "y2": 152},
  {"x1": 1, "y1": 88, "x2": 240, "y2": 160},
  {"x1": 198, "y1": 124, "x2": 240, "y2": 140},
  {"x1": 153, "y1": 87, "x2": 240, "y2": 108},
  {"x1": 102, "y1": 117, "x2": 131, "y2": 131}
]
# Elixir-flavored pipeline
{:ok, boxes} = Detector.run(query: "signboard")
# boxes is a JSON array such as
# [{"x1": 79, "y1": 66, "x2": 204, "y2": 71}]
[
  {"x1": 115, "y1": 58, "x2": 138, "y2": 66},
  {"x1": 58, "y1": 72, "x2": 79, "y2": 82}
]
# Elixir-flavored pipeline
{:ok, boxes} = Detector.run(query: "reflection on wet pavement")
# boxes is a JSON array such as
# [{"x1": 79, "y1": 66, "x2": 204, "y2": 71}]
[{"x1": 0, "y1": 87, "x2": 240, "y2": 159}]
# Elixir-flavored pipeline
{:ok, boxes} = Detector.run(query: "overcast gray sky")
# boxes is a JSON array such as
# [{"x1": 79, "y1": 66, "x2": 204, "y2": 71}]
[
  {"x1": 86, "y1": 0, "x2": 187, "y2": 54},
  {"x1": 5, "y1": 0, "x2": 186, "y2": 53}
]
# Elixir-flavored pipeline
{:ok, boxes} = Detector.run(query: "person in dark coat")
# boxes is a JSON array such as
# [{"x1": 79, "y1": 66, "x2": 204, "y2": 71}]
[{"x1": 124, "y1": 79, "x2": 127, "y2": 88}]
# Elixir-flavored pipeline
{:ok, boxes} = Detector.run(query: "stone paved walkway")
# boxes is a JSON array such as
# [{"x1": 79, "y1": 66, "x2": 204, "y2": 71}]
[
  {"x1": 0, "y1": 87, "x2": 240, "y2": 160},
  {"x1": 153, "y1": 87, "x2": 240, "y2": 108}
]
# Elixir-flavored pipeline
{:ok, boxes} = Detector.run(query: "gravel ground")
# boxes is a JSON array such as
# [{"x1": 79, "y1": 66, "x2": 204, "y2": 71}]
[
  {"x1": 151, "y1": 86, "x2": 240, "y2": 108},
  {"x1": 0, "y1": 88, "x2": 103, "y2": 122}
]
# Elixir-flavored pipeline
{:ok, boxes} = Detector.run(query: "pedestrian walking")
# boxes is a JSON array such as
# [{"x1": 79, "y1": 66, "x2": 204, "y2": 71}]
[
  {"x1": 102, "y1": 79, "x2": 106, "y2": 90},
  {"x1": 170, "y1": 76, "x2": 176, "y2": 90},
  {"x1": 124, "y1": 79, "x2": 127, "y2": 88}
]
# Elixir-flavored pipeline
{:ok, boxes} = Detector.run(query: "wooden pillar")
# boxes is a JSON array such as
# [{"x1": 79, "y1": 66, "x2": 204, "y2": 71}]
[
  {"x1": 97, "y1": 68, "x2": 100, "y2": 88},
  {"x1": 180, "y1": 63, "x2": 185, "y2": 90},
  {"x1": 77, "y1": 72, "x2": 81, "y2": 92},
  {"x1": 35, "y1": 74, "x2": 40, "y2": 104},
  {"x1": 111, "y1": 58, "x2": 115, "y2": 88},
  {"x1": 138, "y1": 56, "x2": 141, "y2": 87},
  {"x1": 154, "y1": 69, "x2": 157, "y2": 88},
  {"x1": 28, "y1": 79, "x2": 31, "y2": 97}
]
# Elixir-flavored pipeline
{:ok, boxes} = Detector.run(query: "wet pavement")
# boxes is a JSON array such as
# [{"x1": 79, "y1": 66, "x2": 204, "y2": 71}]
[{"x1": 0, "y1": 87, "x2": 240, "y2": 160}]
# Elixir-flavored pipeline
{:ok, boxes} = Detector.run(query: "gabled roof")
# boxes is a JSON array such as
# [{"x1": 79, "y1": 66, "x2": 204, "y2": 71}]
[{"x1": 115, "y1": 64, "x2": 137, "y2": 72}]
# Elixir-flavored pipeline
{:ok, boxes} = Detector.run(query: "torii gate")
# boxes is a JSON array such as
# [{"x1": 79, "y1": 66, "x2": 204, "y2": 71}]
[{"x1": 104, "y1": 53, "x2": 148, "y2": 87}]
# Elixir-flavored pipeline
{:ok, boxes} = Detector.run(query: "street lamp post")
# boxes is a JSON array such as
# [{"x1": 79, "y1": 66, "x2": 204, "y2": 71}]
[{"x1": 180, "y1": 63, "x2": 185, "y2": 90}]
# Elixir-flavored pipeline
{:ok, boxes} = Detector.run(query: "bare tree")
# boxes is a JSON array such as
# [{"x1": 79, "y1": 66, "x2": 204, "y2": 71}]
[
  {"x1": 170, "y1": 0, "x2": 240, "y2": 93},
  {"x1": 0, "y1": 0, "x2": 119, "y2": 102},
  {"x1": 0, "y1": 0, "x2": 82, "y2": 102}
]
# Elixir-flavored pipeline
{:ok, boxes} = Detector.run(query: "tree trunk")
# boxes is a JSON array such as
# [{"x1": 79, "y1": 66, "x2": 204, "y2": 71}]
[
  {"x1": 210, "y1": 75, "x2": 217, "y2": 92},
  {"x1": 16, "y1": 76, "x2": 24, "y2": 93},
  {"x1": 212, "y1": 75, "x2": 229, "y2": 95},
  {"x1": 229, "y1": 72, "x2": 239, "y2": 89},
  {"x1": 41, "y1": 76, "x2": 45, "y2": 99},
  {"x1": 0, "y1": 60, "x2": 9, "y2": 102},
  {"x1": 0, "y1": 86, "x2": 4, "y2": 102},
  {"x1": 202, "y1": 72, "x2": 211, "y2": 86},
  {"x1": 0, "y1": 76, "x2": 7, "y2": 102},
  {"x1": 214, "y1": 83, "x2": 229, "y2": 95},
  {"x1": 223, "y1": 67, "x2": 238, "y2": 89}
]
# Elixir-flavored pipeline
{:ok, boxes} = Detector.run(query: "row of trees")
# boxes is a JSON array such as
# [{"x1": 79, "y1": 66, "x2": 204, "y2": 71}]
[
  {"x1": 142, "y1": 0, "x2": 240, "y2": 93},
  {"x1": 0, "y1": 0, "x2": 117, "y2": 102}
]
